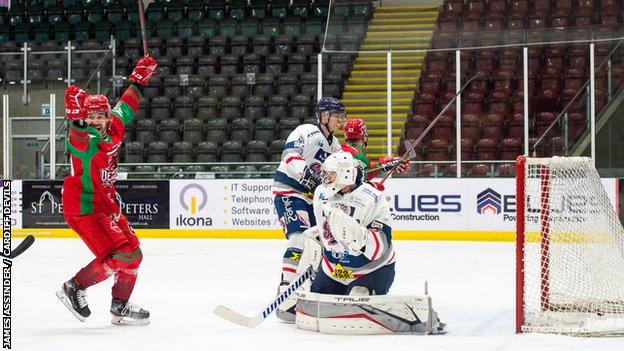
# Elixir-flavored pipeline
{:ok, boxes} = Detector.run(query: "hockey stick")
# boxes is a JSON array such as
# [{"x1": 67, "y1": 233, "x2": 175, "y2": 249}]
[
  {"x1": 1, "y1": 235, "x2": 35, "y2": 259},
  {"x1": 137, "y1": 0, "x2": 148, "y2": 56},
  {"x1": 378, "y1": 74, "x2": 479, "y2": 184},
  {"x1": 213, "y1": 266, "x2": 314, "y2": 328}
]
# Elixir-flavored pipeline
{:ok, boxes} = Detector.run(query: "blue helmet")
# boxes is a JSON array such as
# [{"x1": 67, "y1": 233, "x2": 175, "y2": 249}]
[{"x1": 314, "y1": 97, "x2": 346, "y2": 122}]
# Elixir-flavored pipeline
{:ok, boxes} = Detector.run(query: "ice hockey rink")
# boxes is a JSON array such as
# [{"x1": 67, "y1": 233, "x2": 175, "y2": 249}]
[{"x1": 7, "y1": 238, "x2": 624, "y2": 351}]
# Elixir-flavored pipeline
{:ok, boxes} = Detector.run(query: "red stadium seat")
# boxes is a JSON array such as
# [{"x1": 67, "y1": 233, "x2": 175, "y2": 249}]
[
  {"x1": 476, "y1": 138, "x2": 498, "y2": 160},
  {"x1": 405, "y1": 126, "x2": 426, "y2": 140},
  {"x1": 500, "y1": 137, "x2": 522, "y2": 160},
  {"x1": 498, "y1": 163, "x2": 516, "y2": 177},
  {"x1": 482, "y1": 113, "x2": 505, "y2": 140},
  {"x1": 425, "y1": 138, "x2": 449, "y2": 161},
  {"x1": 419, "y1": 163, "x2": 443, "y2": 177},
  {"x1": 489, "y1": 0, "x2": 507, "y2": 14},
  {"x1": 406, "y1": 113, "x2": 429, "y2": 128},
  {"x1": 574, "y1": 16, "x2": 592, "y2": 26},
  {"x1": 471, "y1": 163, "x2": 492, "y2": 177},
  {"x1": 444, "y1": 0, "x2": 464, "y2": 15},
  {"x1": 447, "y1": 163, "x2": 470, "y2": 177},
  {"x1": 450, "y1": 138, "x2": 474, "y2": 160}
]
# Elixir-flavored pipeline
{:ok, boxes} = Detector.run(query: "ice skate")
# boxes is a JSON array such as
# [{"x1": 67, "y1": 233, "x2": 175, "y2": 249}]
[
  {"x1": 110, "y1": 299, "x2": 150, "y2": 326},
  {"x1": 55, "y1": 278, "x2": 91, "y2": 322}
]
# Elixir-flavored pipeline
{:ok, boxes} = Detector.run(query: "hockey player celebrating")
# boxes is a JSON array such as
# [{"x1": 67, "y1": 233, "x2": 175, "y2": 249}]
[
  {"x1": 56, "y1": 55, "x2": 157, "y2": 326},
  {"x1": 341, "y1": 118, "x2": 410, "y2": 187},
  {"x1": 272, "y1": 97, "x2": 345, "y2": 320}
]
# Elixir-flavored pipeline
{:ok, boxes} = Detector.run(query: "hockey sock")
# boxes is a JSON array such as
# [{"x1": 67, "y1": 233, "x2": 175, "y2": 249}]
[
  {"x1": 111, "y1": 270, "x2": 138, "y2": 301},
  {"x1": 110, "y1": 247, "x2": 143, "y2": 301},
  {"x1": 281, "y1": 247, "x2": 303, "y2": 283},
  {"x1": 74, "y1": 258, "x2": 113, "y2": 289}
]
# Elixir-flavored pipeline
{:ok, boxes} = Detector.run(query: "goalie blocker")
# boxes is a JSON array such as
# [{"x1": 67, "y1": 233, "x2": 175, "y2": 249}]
[{"x1": 295, "y1": 292, "x2": 445, "y2": 335}]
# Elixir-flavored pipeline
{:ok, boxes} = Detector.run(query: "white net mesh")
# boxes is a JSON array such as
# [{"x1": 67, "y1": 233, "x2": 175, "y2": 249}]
[{"x1": 520, "y1": 157, "x2": 624, "y2": 336}]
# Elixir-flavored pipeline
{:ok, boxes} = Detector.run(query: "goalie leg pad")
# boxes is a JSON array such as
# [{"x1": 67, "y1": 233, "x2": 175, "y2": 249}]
[{"x1": 295, "y1": 292, "x2": 444, "y2": 335}]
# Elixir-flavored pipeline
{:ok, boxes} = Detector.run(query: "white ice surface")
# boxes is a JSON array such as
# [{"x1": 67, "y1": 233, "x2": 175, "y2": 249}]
[{"x1": 8, "y1": 239, "x2": 624, "y2": 350}]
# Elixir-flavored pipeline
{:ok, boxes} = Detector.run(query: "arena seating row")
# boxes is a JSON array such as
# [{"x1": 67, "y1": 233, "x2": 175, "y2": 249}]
[
  {"x1": 121, "y1": 139, "x2": 287, "y2": 163},
  {"x1": 400, "y1": 0, "x2": 624, "y2": 164},
  {"x1": 129, "y1": 94, "x2": 318, "y2": 121},
  {"x1": 0, "y1": 0, "x2": 370, "y2": 42}
]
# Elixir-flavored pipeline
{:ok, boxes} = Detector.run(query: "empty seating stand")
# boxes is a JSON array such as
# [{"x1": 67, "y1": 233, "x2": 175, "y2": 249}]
[
  {"x1": 0, "y1": 0, "x2": 374, "y2": 168},
  {"x1": 402, "y1": 0, "x2": 624, "y2": 176}
]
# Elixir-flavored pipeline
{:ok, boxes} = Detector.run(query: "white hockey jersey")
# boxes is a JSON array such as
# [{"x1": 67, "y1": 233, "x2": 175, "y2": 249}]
[
  {"x1": 272, "y1": 124, "x2": 342, "y2": 202},
  {"x1": 312, "y1": 182, "x2": 396, "y2": 285}
]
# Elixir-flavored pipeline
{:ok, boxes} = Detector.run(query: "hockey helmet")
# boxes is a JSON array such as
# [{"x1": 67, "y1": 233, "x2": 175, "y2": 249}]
[
  {"x1": 83, "y1": 95, "x2": 111, "y2": 115},
  {"x1": 314, "y1": 97, "x2": 346, "y2": 122},
  {"x1": 318, "y1": 151, "x2": 357, "y2": 197},
  {"x1": 343, "y1": 118, "x2": 368, "y2": 141}
]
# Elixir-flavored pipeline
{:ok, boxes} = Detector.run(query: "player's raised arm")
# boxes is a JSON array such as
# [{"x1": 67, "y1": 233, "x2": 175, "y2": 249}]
[{"x1": 112, "y1": 55, "x2": 158, "y2": 126}]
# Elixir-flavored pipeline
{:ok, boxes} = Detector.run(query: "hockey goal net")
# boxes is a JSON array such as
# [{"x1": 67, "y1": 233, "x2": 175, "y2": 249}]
[{"x1": 516, "y1": 156, "x2": 624, "y2": 336}]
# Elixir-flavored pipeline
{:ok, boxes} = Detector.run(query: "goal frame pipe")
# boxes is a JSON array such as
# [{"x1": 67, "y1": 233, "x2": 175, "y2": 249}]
[
  {"x1": 516, "y1": 157, "x2": 553, "y2": 333},
  {"x1": 515, "y1": 156, "x2": 526, "y2": 333}
]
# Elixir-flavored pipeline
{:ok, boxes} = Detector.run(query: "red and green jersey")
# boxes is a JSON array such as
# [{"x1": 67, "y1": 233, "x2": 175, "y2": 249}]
[
  {"x1": 62, "y1": 85, "x2": 142, "y2": 216},
  {"x1": 341, "y1": 141, "x2": 381, "y2": 181}
]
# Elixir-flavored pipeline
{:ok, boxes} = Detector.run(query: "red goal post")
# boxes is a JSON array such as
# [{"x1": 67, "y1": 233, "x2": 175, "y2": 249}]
[{"x1": 515, "y1": 156, "x2": 624, "y2": 336}]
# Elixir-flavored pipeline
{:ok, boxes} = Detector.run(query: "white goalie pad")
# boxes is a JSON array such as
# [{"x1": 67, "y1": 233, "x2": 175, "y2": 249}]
[{"x1": 295, "y1": 292, "x2": 445, "y2": 335}]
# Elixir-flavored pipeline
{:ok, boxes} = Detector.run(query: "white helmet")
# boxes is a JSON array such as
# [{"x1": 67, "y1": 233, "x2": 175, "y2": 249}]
[{"x1": 317, "y1": 152, "x2": 357, "y2": 197}]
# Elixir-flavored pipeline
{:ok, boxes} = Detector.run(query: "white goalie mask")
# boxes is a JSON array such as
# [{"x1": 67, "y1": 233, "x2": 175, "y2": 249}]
[{"x1": 318, "y1": 152, "x2": 357, "y2": 197}]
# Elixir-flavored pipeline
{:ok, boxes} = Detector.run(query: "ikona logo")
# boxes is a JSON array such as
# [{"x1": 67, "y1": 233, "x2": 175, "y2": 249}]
[
  {"x1": 176, "y1": 183, "x2": 213, "y2": 227},
  {"x1": 476, "y1": 188, "x2": 502, "y2": 215}
]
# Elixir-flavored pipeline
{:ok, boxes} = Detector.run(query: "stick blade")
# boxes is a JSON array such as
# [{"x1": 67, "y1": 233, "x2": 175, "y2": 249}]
[
  {"x1": 9, "y1": 235, "x2": 35, "y2": 259},
  {"x1": 214, "y1": 305, "x2": 259, "y2": 328}
]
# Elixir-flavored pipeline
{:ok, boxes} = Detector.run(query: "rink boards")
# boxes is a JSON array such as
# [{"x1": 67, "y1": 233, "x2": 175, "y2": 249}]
[{"x1": 4, "y1": 178, "x2": 620, "y2": 241}]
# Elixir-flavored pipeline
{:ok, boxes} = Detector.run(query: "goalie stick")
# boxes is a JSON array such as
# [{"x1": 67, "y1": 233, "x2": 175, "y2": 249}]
[
  {"x1": 379, "y1": 74, "x2": 480, "y2": 184},
  {"x1": 213, "y1": 266, "x2": 314, "y2": 328},
  {"x1": 1, "y1": 235, "x2": 35, "y2": 259}
]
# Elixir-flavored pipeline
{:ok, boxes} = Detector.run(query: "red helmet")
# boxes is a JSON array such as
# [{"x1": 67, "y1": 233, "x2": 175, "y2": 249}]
[
  {"x1": 343, "y1": 118, "x2": 368, "y2": 141},
  {"x1": 83, "y1": 95, "x2": 110, "y2": 114}
]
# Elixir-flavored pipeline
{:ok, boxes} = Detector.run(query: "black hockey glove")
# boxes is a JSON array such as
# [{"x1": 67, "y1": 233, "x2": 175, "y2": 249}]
[{"x1": 300, "y1": 166, "x2": 322, "y2": 192}]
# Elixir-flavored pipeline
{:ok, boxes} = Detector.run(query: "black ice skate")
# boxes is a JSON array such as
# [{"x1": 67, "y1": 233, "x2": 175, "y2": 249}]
[
  {"x1": 55, "y1": 278, "x2": 91, "y2": 322},
  {"x1": 110, "y1": 299, "x2": 150, "y2": 326}
]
